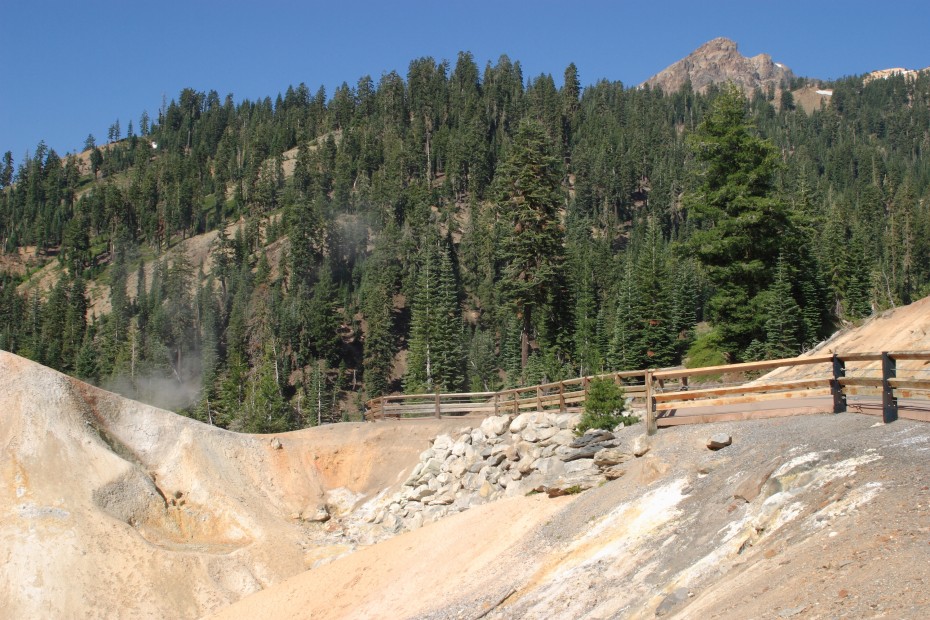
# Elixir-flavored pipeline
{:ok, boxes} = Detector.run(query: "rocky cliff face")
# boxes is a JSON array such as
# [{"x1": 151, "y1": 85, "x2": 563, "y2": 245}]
[{"x1": 642, "y1": 37, "x2": 794, "y2": 94}]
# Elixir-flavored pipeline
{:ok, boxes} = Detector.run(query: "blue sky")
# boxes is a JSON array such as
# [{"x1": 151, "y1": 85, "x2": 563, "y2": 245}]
[{"x1": 2, "y1": 0, "x2": 928, "y2": 163}]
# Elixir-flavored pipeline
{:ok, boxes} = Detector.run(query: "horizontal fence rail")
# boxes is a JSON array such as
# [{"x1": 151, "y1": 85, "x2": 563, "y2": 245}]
[{"x1": 365, "y1": 351, "x2": 930, "y2": 430}]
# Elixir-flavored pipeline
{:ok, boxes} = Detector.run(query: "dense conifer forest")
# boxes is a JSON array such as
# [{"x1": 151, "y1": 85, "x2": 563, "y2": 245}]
[{"x1": 2, "y1": 52, "x2": 929, "y2": 429}]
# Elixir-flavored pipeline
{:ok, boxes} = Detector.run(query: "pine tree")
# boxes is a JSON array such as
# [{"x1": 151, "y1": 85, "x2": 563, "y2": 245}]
[
  {"x1": 686, "y1": 85, "x2": 789, "y2": 359},
  {"x1": 763, "y1": 256, "x2": 803, "y2": 358},
  {"x1": 495, "y1": 118, "x2": 564, "y2": 368}
]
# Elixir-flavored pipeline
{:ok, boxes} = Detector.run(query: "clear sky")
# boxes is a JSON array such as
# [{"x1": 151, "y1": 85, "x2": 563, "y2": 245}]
[{"x1": 2, "y1": 0, "x2": 928, "y2": 163}]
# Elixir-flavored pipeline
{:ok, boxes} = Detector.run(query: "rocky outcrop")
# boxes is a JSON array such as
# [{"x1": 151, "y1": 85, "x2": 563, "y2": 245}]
[
  {"x1": 642, "y1": 37, "x2": 794, "y2": 95},
  {"x1": 356, "y1": 413, "x2": 644, "y2": 539}
]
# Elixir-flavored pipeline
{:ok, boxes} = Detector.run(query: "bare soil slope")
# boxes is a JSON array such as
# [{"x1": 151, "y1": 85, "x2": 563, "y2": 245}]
[
  {"x1": 0, "y1": 351, "x2": 464, "y2": 619},
  {"x1": 213, "y1": 413, "x2": 930, "y2": 620}
]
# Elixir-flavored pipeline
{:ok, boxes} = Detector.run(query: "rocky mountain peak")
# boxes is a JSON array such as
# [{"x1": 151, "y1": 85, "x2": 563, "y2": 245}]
[{"x1": 642, "y1": 37, "x2": 794, "y2": 95}]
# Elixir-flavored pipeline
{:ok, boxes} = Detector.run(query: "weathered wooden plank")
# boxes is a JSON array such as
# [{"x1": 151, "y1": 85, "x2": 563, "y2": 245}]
[
  {"x1": 657, "y1": 407, "x2": 829, "y2": 426},
  {"x1": 837, "y1": 352, "x2": 884, "y2": 363},
  {"x1": 889, "y1": 379, "x2": 930, "y2": 390},
  {"x1": 838, "y1": 377, "x2": 883, "y2": 387},
  {"x1": 887, "y1": 352, "x2": 930, "y2": 361},
  {"x1": 655, "y1": 387, "x2": 832, "y2": 411},
  {"x1": 654, "y1": 355, "x2": 834, "y2": 380},
  {"x1": 653, "y1": 379, "x2": 829, "y2": 403}
]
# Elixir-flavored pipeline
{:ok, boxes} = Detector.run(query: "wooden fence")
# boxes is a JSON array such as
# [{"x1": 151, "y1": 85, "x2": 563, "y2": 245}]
[{"x1": 365, "y1": 351, "x2": 930, "y2": 431}]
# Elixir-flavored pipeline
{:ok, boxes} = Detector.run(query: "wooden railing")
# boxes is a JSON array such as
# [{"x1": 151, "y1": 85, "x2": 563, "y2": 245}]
[
  {"x1": 366, "y1": 368, "x2": 653, "y2": 421},
  {"x1": 365, "y1": 351, "x2": 930, "y2": 430}
]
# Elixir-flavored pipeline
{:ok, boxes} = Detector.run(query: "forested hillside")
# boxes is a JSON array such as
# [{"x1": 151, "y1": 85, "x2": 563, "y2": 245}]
[{"x1": 1, "y1": 52, "x2": 929, "y2": 430}]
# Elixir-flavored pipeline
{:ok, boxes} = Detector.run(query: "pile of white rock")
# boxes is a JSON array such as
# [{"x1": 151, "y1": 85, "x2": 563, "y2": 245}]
[{"x1": 365, "y1": 412, "x2": 644, "y2": 536}]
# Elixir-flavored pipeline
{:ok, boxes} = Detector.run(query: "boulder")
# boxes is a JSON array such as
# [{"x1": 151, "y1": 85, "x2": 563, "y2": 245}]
[
  {"x1": 593, "y1": 447, "x2": 632, "y2": 467},
  {"x1": 522, "y1": 428, "x2": 540, "y2": 443},
  {"x1": 570, "y1": 429, "x2": 614, "y2": 448},
  {"x1": 563, "y1": 458, "x2": 597, "y2": 474},
  {"x1": 708, "y1": 433, "x2": 733, "y2": 450},
  {"x1": 427, "y1": 493, "x2": 454, "y2": 506},
  {"x1": 480, "y1": 415, "x2": 512, "y2": 437},
  {"x1": 561, "y1": 444, "x2": 602, "y2": 462},
  {"x1": 548, "y1": 429, "x2": 576, "y2": 447},
  {"x1": 432, "y1": 434, "x2": 454, "y2": 451},
  {"x1": 632, "y1": 435, "x2": 651, "y2": 457},
  {"x1": 532, "y1": 457, "x2": 566, "y2": 478},
  {"x1": 544, "y1": 471, "x2": 604, "y2": 497},
  {"x1": 604, "y1": 465, "x2": 627, "y2": 480},
  {"x1": 535, "y1": 426, "x2": 559, "y2": 442},
  {"x1": 509, "y1": 412, "x2": 533, "y2": 434}
]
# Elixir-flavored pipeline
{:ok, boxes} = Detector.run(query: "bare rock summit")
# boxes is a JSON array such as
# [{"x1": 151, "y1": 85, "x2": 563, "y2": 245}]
[{"x1": 642, "y1": 37, "x2": 794, "y2": 95}]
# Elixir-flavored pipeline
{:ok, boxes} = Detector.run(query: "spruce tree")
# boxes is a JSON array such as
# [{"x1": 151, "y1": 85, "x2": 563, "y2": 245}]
[
  {"x1": 495, "y1": 118, "x2": 564, "y2": 368},
  {"x1": 686, "y1": 85, "x2": 789, "y2": 359}
]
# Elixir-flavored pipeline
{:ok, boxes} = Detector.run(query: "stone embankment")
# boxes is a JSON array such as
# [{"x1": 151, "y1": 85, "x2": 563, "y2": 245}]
[{"x1": 353, "y1": 412, "x2": 647, "y2": 539}]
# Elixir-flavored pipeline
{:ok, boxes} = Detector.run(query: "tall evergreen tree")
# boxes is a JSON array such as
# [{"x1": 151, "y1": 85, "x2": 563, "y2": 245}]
[
  {"x1": 495, "y1": 118, "x2": 564, "y2": 368},
  {"x1": 686, "y1": 85, "x2": 789, "y2": 359}
]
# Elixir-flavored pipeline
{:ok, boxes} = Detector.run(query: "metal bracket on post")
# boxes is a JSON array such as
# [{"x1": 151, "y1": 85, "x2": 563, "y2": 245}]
[
  {"x1": 646, "y1": 369, "x2": 657, "y2": 436},
  {"x1": 831, "y1": 354, "x2": 847, "y2": 414},
  {"x1": 882, "y1": 352, "x2": 898, "y2": 423}
]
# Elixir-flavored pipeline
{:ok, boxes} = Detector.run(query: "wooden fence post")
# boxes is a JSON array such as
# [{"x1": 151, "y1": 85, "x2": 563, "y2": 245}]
[
  {"x1": 493, "y1": 393, "x2": 499, "y2": 416},
  {"x1": 882, "y1": 352, "x2": 898, "y2": 423},
  {"x1": 645, "y1": 369, "x2": 657, "y2": 436},
  {"x1": 831, "y1": 354, "x2": 846, "y2": 414},
  {"x1": 558, "y1": 381, "x2": 565, "y2": 412},
  {"x1": 513, "y1": 390, "x2": 519, "y2": 415},
  {"x1": 435, "y1": 390, "x2": 441, "y2": 419},
  {"x1": 536, "y1": 386, "x2": 543, "y2": 411}
]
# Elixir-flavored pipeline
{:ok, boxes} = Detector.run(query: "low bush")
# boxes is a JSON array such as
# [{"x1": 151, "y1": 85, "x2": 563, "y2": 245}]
[{"x1": 575, "y1": 377, "x2": 639, "y2": 435}]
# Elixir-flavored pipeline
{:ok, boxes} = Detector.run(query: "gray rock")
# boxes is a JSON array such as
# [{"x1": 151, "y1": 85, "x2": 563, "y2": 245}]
[
  {"x1": 563, "y1": 458, "x2": 596, "y2": 474},
  {"x1": 451, "y1": 441, "x2": 467, "y2": 457},
  {"x1": 604, "y1": 465, "x2": 627, "y2": 480},
  {"x1": 381, "y1": 513, "x2": 402, "y2": 533},
  {"x1": 270, "y1": 437, "x2": 283, "y2": 450},
  {"x1": 406, "y1": 512, "x2": 425, "y2": 530},
  {"x1": 548, "y1": 429, "x2": 576, "y2": 447},
  {"x1": 561, "y1": 444, "x2": 602, "y2": 462},
  {"x1": 449, "y1": 460, "x2": 467, "y2": 478},
  {"x1": 433, "y1": 434, "x2": 454, "y2": 451},
  {"x1": 570, "y1": 429, "x2": 614, "y2": 448},
  {"x1": 632, "y1": 435, "x2": 651, "y2": 457},
  {"x1": 480, "y1": 415, "x2": 512, "y2": 437},
  {"x1": 427, "y1": 493, "x2": 454, "y2": 506},
  {"x1": 471, "y1": 428, "x2": 486, "y2": 444},
  {"x1": 535, "y1": 426, "x2": 559, "y2": 442},
  {"x1": 517, "y1": 457, "x2": 536, "y2": 475},
  {"x1": 423, "y1": 457, "x2": 444, "y2": 476},
  {"x1": 594, "y1": 447, "x2": 632, "y2": 467},
  {"x1": 509, "y1": 412, "x2": 532, "y2": 434},
  {"x1": 708, "y1": 433, "x2": 732, "y2": 450},
  {"x1": 486, "y1": 452, "x2": 507, "y2": 467},
  {"x1": 533, "y1": 457, "x2": 566, "y2": 478},
  {"x1": 413, "y1": 485, "x2": 435, "y2": 500},
  {"x1": 522, "y1": 428, "x2": 540, "y2": 443},
  {"x1": 544, "y1": 471, "x2": 604, "y2": 497}
]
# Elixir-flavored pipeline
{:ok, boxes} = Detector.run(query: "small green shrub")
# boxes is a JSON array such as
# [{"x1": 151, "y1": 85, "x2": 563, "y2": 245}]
[{"x1": 575, "y1": 377, "x2": 639, "y2": 435}]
